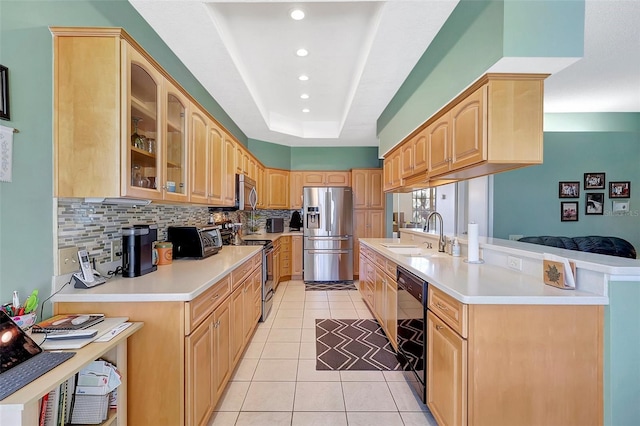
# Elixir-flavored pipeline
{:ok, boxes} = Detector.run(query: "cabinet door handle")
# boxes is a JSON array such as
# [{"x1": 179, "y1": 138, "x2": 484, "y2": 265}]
[
  {"x1": 435, "y1": 302, "x2": 448, "y2": 311},
  {"x1": 211, "y1": 293, "x2": 220, "y2": 301},
  {"x1": 435, "y1": 324, "x2": 444, "y2": 331}
]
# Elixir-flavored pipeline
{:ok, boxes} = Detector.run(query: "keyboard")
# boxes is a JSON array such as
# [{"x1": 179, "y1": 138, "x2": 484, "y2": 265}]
[{"x1": 0, "y1": 351, "x2": 76, "y2": 400}]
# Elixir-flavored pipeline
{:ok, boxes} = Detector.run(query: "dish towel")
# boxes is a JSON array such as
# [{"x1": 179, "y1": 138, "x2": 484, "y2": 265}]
[{"x1": 0, "y1": 125, "x2": 14, "y2": 182}]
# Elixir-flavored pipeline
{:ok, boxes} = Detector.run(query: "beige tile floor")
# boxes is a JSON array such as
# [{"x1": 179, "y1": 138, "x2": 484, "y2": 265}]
[{"x1": 209, "y1": 280, "x2": 437, "y2": 426}]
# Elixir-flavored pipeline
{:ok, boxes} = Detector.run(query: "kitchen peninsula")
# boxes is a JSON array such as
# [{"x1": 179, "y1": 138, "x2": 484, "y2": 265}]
[
  {"x1": 360, "y1": 234, "x2": 639, "y2": 426},
  {"x1": 51, "y1": 245, "x2": 263, "y2": 426}
]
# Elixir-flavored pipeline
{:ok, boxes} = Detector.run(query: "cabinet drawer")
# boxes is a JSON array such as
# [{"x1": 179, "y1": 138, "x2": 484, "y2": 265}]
[
  {"x1": 253, "y1": 253, "x2": 262, "y2": 269},
  {"x1": 374, "y1": 252, "x2": 387, "y2": 269},
  {"x1": 186, "y1": 274, "x2": 231, "y2": 334},
  {"x1": 232, "y1": 258, "x2": 255, "y2": 289},
  {"x1": 385, "y1": 260, "x2": 396, "y2": 278},
  {"x1": 428, "y1": 286, "x2": 468, "y2": 338}
]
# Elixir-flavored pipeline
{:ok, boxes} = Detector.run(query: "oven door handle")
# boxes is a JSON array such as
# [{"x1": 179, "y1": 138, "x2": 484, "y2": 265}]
[{"x1": 307, "y1": 250, "x2": 350, "y2": 254}]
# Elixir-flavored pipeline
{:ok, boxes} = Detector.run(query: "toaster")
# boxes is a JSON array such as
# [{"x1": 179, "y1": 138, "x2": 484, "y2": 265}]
[
  {"x1": 266, "y1": 218, "x2": 284, "y2": 233},
  {"x1": 167, "y1": 226, "x2": 222, "y2": 258}
]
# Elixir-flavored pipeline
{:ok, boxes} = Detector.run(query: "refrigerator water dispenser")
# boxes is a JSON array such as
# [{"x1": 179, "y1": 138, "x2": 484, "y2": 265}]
[{"x1": 306, "y1": 206, "x2": 320, "y2": 229}]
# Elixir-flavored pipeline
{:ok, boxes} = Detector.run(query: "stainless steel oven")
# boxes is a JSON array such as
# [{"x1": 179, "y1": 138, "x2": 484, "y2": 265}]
[
  {"x1": 396, "y1": 266, "x2": 428, "y2": 403},
  {"x1": 243, "y1": 239, "x2": 274, "y2": 321}
]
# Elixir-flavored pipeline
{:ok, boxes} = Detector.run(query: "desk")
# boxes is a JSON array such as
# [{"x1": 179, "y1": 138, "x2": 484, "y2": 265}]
[{"x1": 0, "y1": 322, "x2": 142, "y2": 426}]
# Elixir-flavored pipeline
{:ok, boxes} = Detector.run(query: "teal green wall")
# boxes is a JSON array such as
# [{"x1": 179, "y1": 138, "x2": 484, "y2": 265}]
[
  {"x1": 493, "y1": 127, "x2": 640, "y2": 252},
  {"x1": 604, "y1": 281, "x2": 640, "y2": 426},
  {"x1": 248, "y1": 139, "x2": 292, "y2": 169},
  {"x1": 0, "y1": 0, "x2": 246, "y2": 309},
  {"x1": 291, "y1": 147, "x2": 381, "y2": 170},
  {"x1": 545, "y1": 112, "x2": 640, "y2": 132},
  {"x1": 377, "y1": 0, "x2": 585, "y2": 154},
  {"x1": 247, "y1": 139, "x2": 381, "y2": 170}
]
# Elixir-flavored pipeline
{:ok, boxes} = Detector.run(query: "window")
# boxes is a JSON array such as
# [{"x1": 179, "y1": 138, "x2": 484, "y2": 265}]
[{"x1": 412, "y1": 188, "x2": 436, "y2": 224}]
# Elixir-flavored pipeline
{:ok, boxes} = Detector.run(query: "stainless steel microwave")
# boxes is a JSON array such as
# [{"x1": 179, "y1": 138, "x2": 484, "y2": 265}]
[{"x1": 236, "y1": 174, "x2": 257, "y2": 210}]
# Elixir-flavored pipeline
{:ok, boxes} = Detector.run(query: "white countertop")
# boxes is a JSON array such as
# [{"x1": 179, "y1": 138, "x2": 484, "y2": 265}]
[
  {"x1": 361, "y1": 238, "x2": 610, "y2": 305},
  {"x1": 52, "y1": 245, "x2": 262, "y2": 303},
  {"x1": 242, "y1": 230, "x2": 303, "y2": 241}
]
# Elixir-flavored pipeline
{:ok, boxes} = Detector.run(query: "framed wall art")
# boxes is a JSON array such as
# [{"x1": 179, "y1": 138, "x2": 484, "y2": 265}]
[
  {"x1": 609, "y1": 181, "x2": 630, "y2": 198},
  {"x1": 561, "y1": 201, "x2": 579, "y2": 222},
  {"x1": 584, "y1": 172, "x2": 605, "y2": 189},
  {"x1": 585, "y1": 193, "x2": 604, "y2": 215},
  {"x1": 0, "y1": 65, "x2": 9, "y2": 121},
  {"x1": 559, "y1": 181, "x2": 580, "y2": 198}
]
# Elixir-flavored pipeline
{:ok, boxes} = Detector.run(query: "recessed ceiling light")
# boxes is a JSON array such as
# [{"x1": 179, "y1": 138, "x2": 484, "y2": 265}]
[
  {"x1": 300, "y1": 94, "x2": 309, "y2": 99},
  {"x1": 298, "y1": 75, "x2": 309, "y2": 81},
  {"x1": 290, "y1": 9, "x2": 305, "y2": 20},
  {"x1": 296, "y1": 48, "x2": 308, "y2": 57},
  {"x1": 302, "y1": 108, "x2": 310, "y2": 113}
]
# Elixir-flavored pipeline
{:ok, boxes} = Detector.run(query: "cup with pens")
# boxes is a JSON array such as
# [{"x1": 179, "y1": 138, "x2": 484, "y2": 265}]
[{"x1": 2, "y1": 289, "x2": 39, "y2": 330}]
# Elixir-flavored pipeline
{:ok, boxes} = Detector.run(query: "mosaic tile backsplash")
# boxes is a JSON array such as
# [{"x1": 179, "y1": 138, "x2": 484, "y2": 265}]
[{"x1": 57, "y1": 198, "x2": 299, "y2": 266}]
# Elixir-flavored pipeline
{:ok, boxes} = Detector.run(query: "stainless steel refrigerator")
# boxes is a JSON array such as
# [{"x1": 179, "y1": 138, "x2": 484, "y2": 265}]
[{"x1": 303, "y1": 187, "x2": 353, "y2": 282}]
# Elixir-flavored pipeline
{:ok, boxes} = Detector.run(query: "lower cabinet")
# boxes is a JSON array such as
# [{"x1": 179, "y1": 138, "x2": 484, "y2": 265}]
[
  {"x1": 426, "y1": 310, "x2": 467, "y2": 426},
  {"x1": 292, "y1": 236, "x2": 303, "y2": 278},
  {"x1": 358, "y1": 247, "x2": 397, "y2": 349},
  {"x1": 186, "y1": 310, "x2": 216, "y2": 426},
  {"x1": 55, "y1": 253, "x2": 262, "y2": 426}
]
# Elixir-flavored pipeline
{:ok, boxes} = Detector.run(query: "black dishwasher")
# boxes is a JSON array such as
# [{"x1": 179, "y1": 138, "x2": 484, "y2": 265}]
[{"x1": 396, "y1": 266, "x2": 428, "y2": 403}]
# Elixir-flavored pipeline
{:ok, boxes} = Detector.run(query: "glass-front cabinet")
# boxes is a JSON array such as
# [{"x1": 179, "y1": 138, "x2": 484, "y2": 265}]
[
  {"x1": 125, "y1": 46, "x2": 163, "y2": 199},
  {"x1": 164, "y1": 83, "x2": 188, "y2": 201}
]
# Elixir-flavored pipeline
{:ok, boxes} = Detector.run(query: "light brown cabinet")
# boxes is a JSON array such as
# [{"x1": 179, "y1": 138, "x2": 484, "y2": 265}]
[
  {"x1": 266, "y1": 168, "x2": 290, "y2": 209},
  {"x1": 383, "y1": 148, "x2": 402, "y2": 192},
  {"x1": 302, "y1": 171, "x2": 351, "y2": 187},
  {"x1": 55, "y1": 253, "x2": 262, "y2": 426},
  {"x1": 291, "y1": 236, "x2": 303, "y2": 278},
  {"x1": 163, "y1": 82, "x2": 189, "y2": 202},
  {"x1": 353, "y1": 209, "x2": 385, "y2": 276},
  {"x1": 358, "y1": 248, "x2": 396, "y2": 349},
  {"x1": 426, "y1": 310, "x2": 467, "y2": 426},
  {"x1": 352, "y1": 169, "x2": 384, "y2": 209},
  {"x1": 384, "y1": 73, "x2": 546, "y2": 191},
  {"x1": 53, "y1": 27, "x2": 263, "y2": 209},
  {"x1": 280, "y1": 236, "x2": 291, "y2": 278},
  {"x1": 289, "y1": 171, "x2": 304, "y2": 209},
  {"x1": 189, "y1": 107, "x2": 210, "y2": 204}
]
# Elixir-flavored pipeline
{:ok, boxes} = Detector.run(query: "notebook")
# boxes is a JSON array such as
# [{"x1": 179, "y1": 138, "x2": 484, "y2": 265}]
[
  {"x1": 0, "y1": 311, "x2": 76, "y2": 401},
  {"x1": 32, "y1": 313, "x2": 105, "y2": 333}
]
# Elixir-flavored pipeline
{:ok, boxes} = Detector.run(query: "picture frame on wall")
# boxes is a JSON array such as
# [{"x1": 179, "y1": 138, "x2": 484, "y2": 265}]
[
  {"x1": 559, "y1": 181, "x2": 580, "y2": 198},
  {"x1": 561, "y1": 201, "x2": 579, "y2": 222},
  {"x1": 585, "y1": 193, "x2": 604, "y2": 215},
  {"x1": 609, "y1": 181, "x2": 630, "y2": 198},
  {"x1": 0, "y1": 65, "x2": 9, "y2": 121},
  {"x1": 584, "y1": 172, "x2": 606, "y2": 189}
]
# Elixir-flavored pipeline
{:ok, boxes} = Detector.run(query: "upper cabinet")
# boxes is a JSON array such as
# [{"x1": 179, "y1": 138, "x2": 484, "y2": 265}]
[
  {"x1": 384, "y1": 73, "x2": 546, "y2": 191},
  {"x1": 163, "y1": 84, "x2": 189, "y2": 202},
  {"x1": 383, "y1": 148, "x2": 402, "y2": 192},
  {"x1": 266, "y1": 169, "x2": 290, "y2": 209},
  {"x1": 289, "y1": 171, "x2": 304, "y2": 210},
  {"x1": 52, "y1": 27, "x2": 262, "y2": 208},
  {"x1": 352, "y1": 169, "x2": 384, "y2": 210},
  {"x1": 302, "y1": 171, "x2": 351, "y2": 187}
]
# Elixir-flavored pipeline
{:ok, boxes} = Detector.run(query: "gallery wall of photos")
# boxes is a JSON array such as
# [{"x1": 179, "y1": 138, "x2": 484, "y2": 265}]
[{"x1": 558, "y1": 173, "x2": 631, "y2": 222}]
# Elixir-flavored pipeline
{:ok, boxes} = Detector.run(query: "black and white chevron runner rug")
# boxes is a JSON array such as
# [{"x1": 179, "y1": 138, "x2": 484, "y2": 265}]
[
  {"x1": 305, "y1": 281, "x2": 356, "y2": 291},
  {"x1": 315, "y1": 319, "x2": 401, "y2": 371}
]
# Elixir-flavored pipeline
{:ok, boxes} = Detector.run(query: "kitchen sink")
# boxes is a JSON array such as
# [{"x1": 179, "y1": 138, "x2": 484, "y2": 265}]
[{"x1": 382, "y1": 245, "x2": 444, "y2": 258}]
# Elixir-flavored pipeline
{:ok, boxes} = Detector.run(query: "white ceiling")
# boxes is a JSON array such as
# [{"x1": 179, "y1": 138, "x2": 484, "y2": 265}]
[{"x1": 130, "y1": 0, "x2": 640, "y2": 148}]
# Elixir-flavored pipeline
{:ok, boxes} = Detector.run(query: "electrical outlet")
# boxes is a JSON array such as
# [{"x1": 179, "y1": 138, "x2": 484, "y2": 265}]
[
  {"x1": 111, "y1": 240, "x2": 122, "y2": 262},
  {"x1": 509, "y1": 234, "x2": 524, "y2": 241},
  {"x1": 58, "y1": 247, "x2": 79, "y2": 275},
  {"x1": 507, "y1": 256, "x2": 522, "y2": 271}
]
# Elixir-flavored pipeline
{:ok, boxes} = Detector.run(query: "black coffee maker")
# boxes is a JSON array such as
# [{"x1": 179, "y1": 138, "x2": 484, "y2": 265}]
[
  {"x1": 122, "y1": 224, "x2": 158, "y2": 277},
  {"x1": 290, "y1": 210, "x2": 303, "y2": 231}
]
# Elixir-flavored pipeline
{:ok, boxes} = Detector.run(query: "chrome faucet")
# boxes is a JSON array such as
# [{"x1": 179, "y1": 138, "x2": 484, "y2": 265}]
[{"x1": 424, "y1": 211, "x2": 446, "y2": 252}]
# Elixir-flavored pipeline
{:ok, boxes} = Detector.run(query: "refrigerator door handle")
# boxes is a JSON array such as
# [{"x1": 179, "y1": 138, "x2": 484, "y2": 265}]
[
  {"x1": 307, "y1": 236, "x2": 350, "y2": 241},
  {"x1": 325, "y1": 190, "x2": 331, "y2": 232}
]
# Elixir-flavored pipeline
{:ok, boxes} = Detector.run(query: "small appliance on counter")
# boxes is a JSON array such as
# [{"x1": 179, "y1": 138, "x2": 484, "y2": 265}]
[
  {"x1": 289, "y1": 210, "x2": 302, "y2": 231},
  {"x1": 167, "y1": 226, "x2": 222, "y2": 259},
  {"x1": 266, "y1": 218, "x2": 284, "y2": 233},
  {"x1": 122, "y1": 224, "x2": 158, "y2": 278}
]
